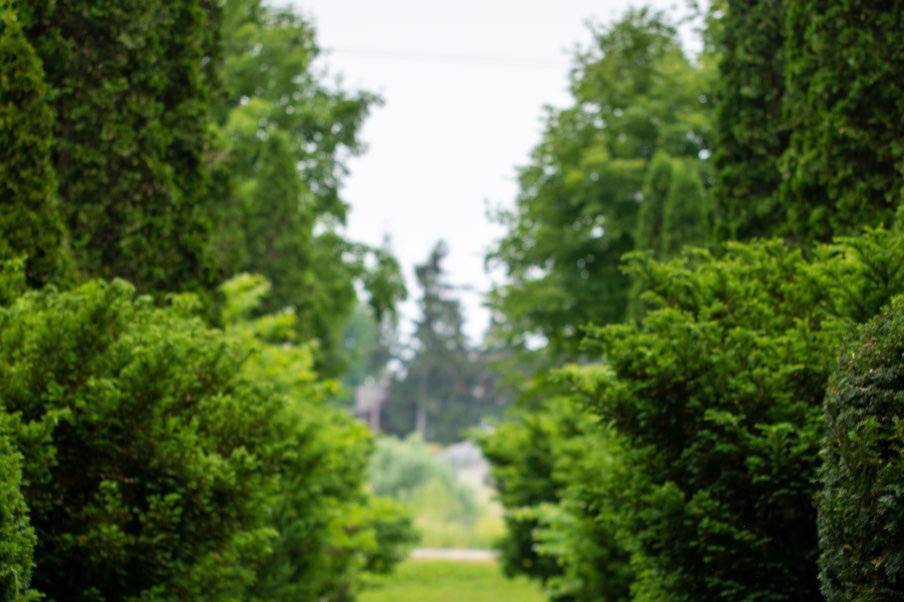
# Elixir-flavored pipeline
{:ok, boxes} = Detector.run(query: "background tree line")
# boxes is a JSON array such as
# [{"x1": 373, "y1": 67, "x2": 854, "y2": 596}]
[
  {"x1": 0, "y1": 0, "x2": 417, "y2": 600},
  {"x1": 480, "y1": 2, "x2": 904, "y2": 601}
]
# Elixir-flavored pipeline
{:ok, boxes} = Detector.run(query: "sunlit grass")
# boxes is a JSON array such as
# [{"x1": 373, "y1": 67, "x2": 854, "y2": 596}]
[{"x1": 360, "y1": 559, "x2": 545, "y2": 602}]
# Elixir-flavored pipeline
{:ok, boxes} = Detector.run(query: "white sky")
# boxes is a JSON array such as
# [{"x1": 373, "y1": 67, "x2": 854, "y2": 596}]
[{"x1": 290, "y1": 0, "x2": 690, "y2": 342}]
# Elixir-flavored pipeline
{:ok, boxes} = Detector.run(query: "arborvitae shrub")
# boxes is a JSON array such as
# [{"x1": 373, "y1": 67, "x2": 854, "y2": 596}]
[
  {"x1": 0, "y1": 8, "x2": 70, "y2": 287},
  {"x1": 661, "y1": 161, "x2": 709, "y2": 257},
  {"x1": 0, "y1": 417, "x2": 33, "y2": 602},
  {"x1": 13, "y1": 0, "x2": 216, "y2": 293},
  {"x1": 782, "y1": 0, "x2": 904, "y2": 242},
  {"x1": 819, "y1": 297, "x2": 904, "y2": 600},
  {"x1": 712, "y1": 0, "x2": 787, "y2": 240}
]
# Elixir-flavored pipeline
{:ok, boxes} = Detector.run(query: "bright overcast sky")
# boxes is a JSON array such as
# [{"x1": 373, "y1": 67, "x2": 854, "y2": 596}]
[{"x1": 290, "y1": 0, "x2": 692, "y2": 342}]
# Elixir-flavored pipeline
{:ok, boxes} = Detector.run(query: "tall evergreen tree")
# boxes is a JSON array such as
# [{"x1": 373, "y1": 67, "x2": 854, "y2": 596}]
[
  {"x1": 0, "y1": 8, "x2": 70, "y2": 288},
  {"x1": 634, "y1": 152, "x2": 674, "y2": 258},
  {"x1": 712, "y1": 0, "x2": 788, "y2": 241},
  {"x1": 13, "y1": 0, "x2": 216, "y2": 293},
  {"x1": 661, "y1": 161, "x2": 710, "y2": 257},
  {"x1": 782, "y1": 0, "x2": 904, "y2": 242},
  {"x1": 386, "y1": 242, "x2": 499, "y2": 444}
]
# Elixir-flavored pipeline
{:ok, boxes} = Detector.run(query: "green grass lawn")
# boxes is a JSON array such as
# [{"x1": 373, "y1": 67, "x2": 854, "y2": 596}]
[{"x1": 360, "y1": 559, "x2": 545, "y2": 602}]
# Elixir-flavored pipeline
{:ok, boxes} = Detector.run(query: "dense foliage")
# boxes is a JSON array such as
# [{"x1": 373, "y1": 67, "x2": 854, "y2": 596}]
[
  {"x1": 0, "y1": 412, "x2": 33, "y2": 602},
  {"x1": 714, "y1": 0, "x2": 904, "y2": 243},
  {"x1": 781, "y1": 0, "x2": 904, "y2": 243},
  {"x1": 712, "y1": 0, "x2": 787, "y2": 240},
  {"x1": 0, "y1": 9, "x2": 70, "y2": 288},
  {"x1": 488, "y1": 9, "x2": 713, "y2": 358},
  {"x1": 0, "y1": 0, "x2": 413, "y2": 599},
  {"x1": 483, "y1": 229, "x2": 904, "y2": 600},
  {"x1": 483, "y1": 3, "x2": 904, "y2": 602},
  {"x1": 819, "y1": 297, "x2": 904, "y2": 600},
  {"x1": 0, "y1": 270, "x2": 413, "y2": 601},
  {"x1": 12, "y1": 0, "x2": 218, "y2": 293}
]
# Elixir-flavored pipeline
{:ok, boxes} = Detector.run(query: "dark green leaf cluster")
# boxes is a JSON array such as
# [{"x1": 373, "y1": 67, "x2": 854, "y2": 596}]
[
  {"x1": 13, "y1": 0, "x2": 217, "y2": 293},
  {"x1": 712, "y1": 0, "x2": 788, "y2": 240},
  {"x1": 482, "y1": 228, "x2": 904, "y2": 601},
  {"x1": 714, "y1": 0, "x2": 904, "y2": 243},
  {"x1": 781, "y1": 0, "x2": 904, "y2": 242},
  {"x1": 0, "y1": 414, "x2": 33, "y2": 602},
  {"x1": 819, "y1": 297, "x2": 904, "y2": 600}
]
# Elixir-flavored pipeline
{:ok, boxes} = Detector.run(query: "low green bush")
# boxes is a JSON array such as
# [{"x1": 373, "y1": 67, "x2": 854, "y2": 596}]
[
  {"x1": 482, "y1": 228, "x2": 904, "y2": 601},
  {"x1": 0, "y1": 272, "x2": 415, "y2": 601}
]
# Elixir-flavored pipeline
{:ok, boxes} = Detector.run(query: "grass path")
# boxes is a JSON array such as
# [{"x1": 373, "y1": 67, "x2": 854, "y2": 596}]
[{"x1": 360, "y1": 558, "x2": 545, "y2": 602}]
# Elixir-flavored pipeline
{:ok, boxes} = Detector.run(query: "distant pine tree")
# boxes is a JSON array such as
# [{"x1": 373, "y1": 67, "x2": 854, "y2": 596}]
[{"x1": 0, "y1": 8, "x2": 71, "y2": 288}]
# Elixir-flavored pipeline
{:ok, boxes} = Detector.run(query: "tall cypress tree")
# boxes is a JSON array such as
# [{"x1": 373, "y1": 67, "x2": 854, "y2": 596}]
[
  {"x1": 13, "y1": 0, "x2": 216, "y2": 293},
  {"x1": 0, "y1": 8, "x2": 70, "y2": 288},
  {"x1": 635, "y1": 152, "x2": 674, "y2": 258},
  {"x1": 661, "y1": 161, "x2": 710, "y2": 257},
  {"x1": 712, "y1": 0, "x2": 788, "y2": 241},
  {"x1": 782, "y1": 0, "x2": 904, "y2": 243}
]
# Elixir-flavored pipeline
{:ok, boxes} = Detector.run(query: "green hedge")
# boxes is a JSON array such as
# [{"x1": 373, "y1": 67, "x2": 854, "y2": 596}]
[{"x1": 819, "y1": 297, "x2": 904, "y2": 600}]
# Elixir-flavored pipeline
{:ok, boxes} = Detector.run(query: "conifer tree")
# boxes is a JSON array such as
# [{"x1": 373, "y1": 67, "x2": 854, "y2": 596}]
[
  {"x1": 712, "y1": 0, "x2": 788, "y2": 241},
  {"x1": 13, "y1": 0, "x2": 216, "y2": 292},
  {"x1": 782, "y1": 0, "x2": 904, "y2": 242},
  {"x1": 661, "y1": 161, "x2": 710, "y2": 257},
  {"x1": 634, "y1": 152, "x2": 673, "y2": 258},
  {"x1": 0, "y1": 8, "x2": 70, "y2": 288}
]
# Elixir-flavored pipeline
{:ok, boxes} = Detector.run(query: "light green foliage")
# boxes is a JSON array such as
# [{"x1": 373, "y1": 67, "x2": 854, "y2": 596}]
[
  {"x1": 819, "y1": 297, "x2": 904, "y2": 600},
  {"x1": 14, "y1": 0, "x2": 217, "y2": 293},
  {"x1": 712, "y1": 0, "x2": 788, "y2": 240},
  {"x1": 782, "y1": 0, "x2": 904, "y2": 243},
  {"x1": 360, "y1": 560, "x2": 545, "y2": 602},
  {"x1": 212, "y1": 0, "x2": 405, "y2": 375},
  {"x1": 370, "y1": 437, "x2": 468, "y2": 506},
  {"x1": 370, "y1": 437, "x2": 501, "y2": 548},
  {"x1": 0, "y1": 273, "x2": 414, "y2": 601},
  {"x1": 0, "y1": 415, "x2": 34, "y2": 602},
  {"x1": 488, "y1": 9, "x2": 712, "y2": 359},
  {"x1": 221, "y1": 274, "x2": 417, "y2": 602},
  {"x1": 478, "y1": 379, "x2": 632, "y2": 601},
  {"x1": 0, "y1": 8, "x2": 70, "y2": 287}
]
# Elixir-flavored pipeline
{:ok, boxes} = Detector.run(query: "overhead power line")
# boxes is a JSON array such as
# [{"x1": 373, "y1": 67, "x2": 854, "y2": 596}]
[{"x1": 323, "y1": 47, "x2": 565, "y2": 70}]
